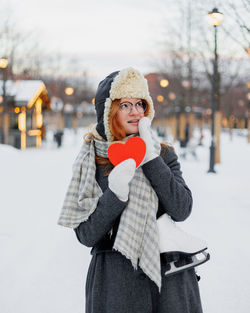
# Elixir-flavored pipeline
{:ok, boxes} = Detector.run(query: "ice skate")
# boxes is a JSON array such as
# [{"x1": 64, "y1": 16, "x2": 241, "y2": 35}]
[{"x1": 157, "y1": 213, "x2": 210, "y2": 276}]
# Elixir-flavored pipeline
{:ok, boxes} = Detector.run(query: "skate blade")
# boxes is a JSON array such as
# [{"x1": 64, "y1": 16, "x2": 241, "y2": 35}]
[{"x1": 164, "y1": 250, "x2": 210, "y2": 276}]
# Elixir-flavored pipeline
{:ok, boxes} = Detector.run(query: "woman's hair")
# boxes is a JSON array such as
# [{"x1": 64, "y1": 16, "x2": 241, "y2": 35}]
[
  {"x1": 109, "y1": 99, "x2": 126, "y2": 141},
  {"x1": 83, "y1": 98, "x2": 169, "y2": 175}
]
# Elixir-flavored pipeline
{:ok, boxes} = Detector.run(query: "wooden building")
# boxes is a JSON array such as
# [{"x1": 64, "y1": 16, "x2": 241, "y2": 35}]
[{"x1": 0, "y1": 80, "x2": 50, "y2": 149}]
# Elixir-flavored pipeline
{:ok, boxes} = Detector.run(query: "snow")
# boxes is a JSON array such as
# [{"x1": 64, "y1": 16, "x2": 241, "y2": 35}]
[
  {"x1": 0, "y1": 80, "x2": 45, "y2": 103},
  {"x1": 0, "y1": 127, "x2": 250, "y2": 313}
]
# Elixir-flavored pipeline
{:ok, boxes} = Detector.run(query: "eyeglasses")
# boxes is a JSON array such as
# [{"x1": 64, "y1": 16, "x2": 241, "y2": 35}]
[{"x1": 119, "y1": 100, "x2": 147, "y2": 114}]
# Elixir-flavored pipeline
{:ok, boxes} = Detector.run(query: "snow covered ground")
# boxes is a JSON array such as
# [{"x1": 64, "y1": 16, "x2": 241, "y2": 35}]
[{"x1": 0, "y1": 127, "x2": 249, "y2": 313}]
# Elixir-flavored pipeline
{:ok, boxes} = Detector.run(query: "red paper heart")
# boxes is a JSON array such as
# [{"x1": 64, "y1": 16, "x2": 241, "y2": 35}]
[{"x1": 108, "y1": 137, "x2": 146, "y2": 168}]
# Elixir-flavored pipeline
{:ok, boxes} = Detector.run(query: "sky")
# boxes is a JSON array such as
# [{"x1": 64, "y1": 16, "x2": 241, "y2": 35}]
[
  {"x1": 3, "y1": 0, "x2": 169, "y2": 84},
  {"x1": 1, "y1": 0, "x2": 248, "y2": 87}
]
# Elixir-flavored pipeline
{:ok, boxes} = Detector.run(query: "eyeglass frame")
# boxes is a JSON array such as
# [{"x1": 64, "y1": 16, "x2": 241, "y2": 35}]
[{"x1": 119, "y1": 99, "x2": 147, "y2": 114}]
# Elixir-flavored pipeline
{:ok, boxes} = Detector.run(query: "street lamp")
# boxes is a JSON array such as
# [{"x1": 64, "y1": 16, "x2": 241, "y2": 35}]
[
  {"x1": 207, "y1": 8, "x2": 223, "y2": 173},
  {"x1": 0, "y1": 58, "x2": 8, "y2": 69},
  {"x1": 0, "y1": 57, "x2": 9, "y2": 144}
]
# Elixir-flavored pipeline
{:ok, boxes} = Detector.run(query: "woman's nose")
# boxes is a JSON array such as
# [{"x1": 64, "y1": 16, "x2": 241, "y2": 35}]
[{"x1": 129, "y1": 105, "x2": 139, "y2": 115}]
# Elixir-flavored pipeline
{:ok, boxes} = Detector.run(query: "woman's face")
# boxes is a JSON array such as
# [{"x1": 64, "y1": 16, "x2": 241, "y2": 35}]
[{"x1": 116, "y1": 98, "x2": 145, "y2": 135}]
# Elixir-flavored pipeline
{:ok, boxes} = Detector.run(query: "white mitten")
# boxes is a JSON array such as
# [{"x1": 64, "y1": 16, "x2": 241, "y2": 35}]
[
  {"x1": 138, "y1": 117, "x2": 159, "y2": 164},
  {"x1": 108, "y1": 159, "x2": 136, "y2": 201}
]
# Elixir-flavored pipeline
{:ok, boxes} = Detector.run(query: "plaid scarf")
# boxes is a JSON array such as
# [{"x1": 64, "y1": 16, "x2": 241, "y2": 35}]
[{"x1": 58, "y1": 134, "x2": 162, "y2": 292}]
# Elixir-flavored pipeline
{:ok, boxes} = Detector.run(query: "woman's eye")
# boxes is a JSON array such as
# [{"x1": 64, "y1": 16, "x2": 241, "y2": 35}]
[
  {"x1": 136, "y1": 102, "x2": 143, "y2": 107},
  {"x1": 121, "y1": 103, "x2": 129, "y2": 109}
]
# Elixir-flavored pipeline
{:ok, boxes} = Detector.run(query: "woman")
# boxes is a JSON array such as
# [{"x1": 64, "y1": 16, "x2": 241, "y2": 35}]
[{"x1": 58, "y1": 68, "x2": 204, "y2": 313}]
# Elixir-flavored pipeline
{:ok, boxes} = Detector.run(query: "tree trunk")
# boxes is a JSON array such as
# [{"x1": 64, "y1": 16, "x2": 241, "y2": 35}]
[
  {"x1": 188, "y1": 112, "x2": 195, "y2": 139},
  {"x1": 179, "y1": 114, "x2": 186, "y2": 141}
]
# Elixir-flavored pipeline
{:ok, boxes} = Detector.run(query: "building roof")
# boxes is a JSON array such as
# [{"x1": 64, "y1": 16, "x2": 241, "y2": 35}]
[{"x1": 0, "y1": 80, "x2": 48, "y2": 108}]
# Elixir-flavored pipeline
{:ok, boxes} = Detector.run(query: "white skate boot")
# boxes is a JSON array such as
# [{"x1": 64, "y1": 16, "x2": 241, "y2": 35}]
[{"x1": 157, "y1": 213, "x2": 210, "y2": 276}]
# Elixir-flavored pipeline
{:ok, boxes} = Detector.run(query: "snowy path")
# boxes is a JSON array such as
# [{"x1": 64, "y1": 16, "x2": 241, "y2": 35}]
[
  {"x1": 177, "y1": 131, "x2": 250, "y2": 313},
  {"x1": 0, "y1": 128, "x2": 249, "y2": 313}
]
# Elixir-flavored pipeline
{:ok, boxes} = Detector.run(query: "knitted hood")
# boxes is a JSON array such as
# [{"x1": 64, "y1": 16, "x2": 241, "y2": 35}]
[{"x1": 94, "y1": 67, "x2": 155, "y2": 141}]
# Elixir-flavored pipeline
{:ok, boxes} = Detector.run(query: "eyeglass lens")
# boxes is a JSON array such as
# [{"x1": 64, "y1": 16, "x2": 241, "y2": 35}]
[{"x1": 119, "y1": 101, "x2": 146, "y2": 113}]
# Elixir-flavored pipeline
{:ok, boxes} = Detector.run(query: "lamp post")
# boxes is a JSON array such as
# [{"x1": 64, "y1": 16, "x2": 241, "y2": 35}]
[
  {"x1": 207, "y1": 8, "x2": 223, "y2": 173},
  {"x1": 0, "y1": 57, "x2": 9, "y2": 144}
]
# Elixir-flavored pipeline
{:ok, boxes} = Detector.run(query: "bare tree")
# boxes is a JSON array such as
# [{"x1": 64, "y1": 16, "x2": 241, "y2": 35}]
[
  {"x1": 151, "y1": 0, "x2": 209, "y2": 115},
  {"x1": 219, "y1": 0, "x2": 250, "y2": 54},
  {"x1": 0, "y1": 5, "x2": 45, "y2": 79}
]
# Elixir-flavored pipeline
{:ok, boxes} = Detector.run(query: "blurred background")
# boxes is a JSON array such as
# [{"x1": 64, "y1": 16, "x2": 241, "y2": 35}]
[{"x1": 0, "y1": 0, "x2": 249, "y2": 313}]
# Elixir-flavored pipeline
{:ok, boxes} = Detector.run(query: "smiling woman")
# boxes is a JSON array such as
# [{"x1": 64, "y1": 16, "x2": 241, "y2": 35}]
[
  {"x1": 116, "y1": 98, "x2": 148, "y2": 135},
  {"x1": 58, "y1": 67, "x2": 203, "y2": 313}
]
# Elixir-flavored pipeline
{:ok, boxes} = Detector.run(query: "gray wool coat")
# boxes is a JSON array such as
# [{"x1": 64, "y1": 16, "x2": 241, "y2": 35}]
[{"x1": 74, "y1": 145, "x2": 203, "y2": 313}]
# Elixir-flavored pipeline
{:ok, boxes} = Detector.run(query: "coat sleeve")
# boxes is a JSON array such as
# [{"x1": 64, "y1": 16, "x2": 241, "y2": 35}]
[
  {"x1": 74, "y1": 187, "x2": 128, "y2": 247},
  {"x1": 141, "y1": 145, "x2": 193, "y2": 222}
]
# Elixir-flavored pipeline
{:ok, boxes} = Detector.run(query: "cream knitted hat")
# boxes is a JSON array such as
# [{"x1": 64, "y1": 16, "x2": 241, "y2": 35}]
[{"x1": 94, "y1": 67, "x2": 155, "y2": 141}]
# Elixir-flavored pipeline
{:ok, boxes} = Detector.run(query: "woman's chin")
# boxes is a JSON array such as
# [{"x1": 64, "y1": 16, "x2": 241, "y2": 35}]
[{"x1": 126, "y1": 126, "x2": 139, "y2": 135}]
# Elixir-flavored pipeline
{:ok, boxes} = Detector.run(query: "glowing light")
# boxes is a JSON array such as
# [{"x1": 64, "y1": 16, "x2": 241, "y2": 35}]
[
  {"x1": 0, "y1": 58, "x2": 8, "y2": 69},
  {"x1": 14, "y1": 107, "x2": 20, "y2": 113},
  {"x1": 36, "y1": 113, "x2": 43, "y2": 128},
  {"x1": 208, "y1": 8, "x2": 223, "y2": 26},
  {"x1": 28, "y1": 130, "x2": 41, "y2": 136},
  {"x1": 36, "y1": 98, "x2": 42, "y2": 113},
  {"x1": 92, "y1": 97, "x2": 95, "y2": 105},
  {"x1": 65, "y1": 87, "x2": 74, "y2": 96},
  {"x1": 21, "y1": 132, "x2": 26, "y2": 150},
  {"x1": 168, "y1": 92, "x2": 176, "y2": 100},
  {"x1": 157, "y1": 95, "x2": 164, "y2": 102},
  {"x1": 18, "y1": 110, "x2": 26, "y2": 131},
  {"x1": 182, "y1": 80, "x2": 191, "y2": 88},
  {"x1": 36, "y1": 134, "x2": 42, "y2": 148},
  {"x1": 160, "y1": 79, "x2": 169, "y2": 88}
]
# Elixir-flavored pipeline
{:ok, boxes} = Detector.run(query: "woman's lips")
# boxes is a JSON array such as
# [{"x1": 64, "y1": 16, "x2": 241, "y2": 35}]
[{"x1": 127, "y1": 120, "x2": 139, "y2": 125}]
